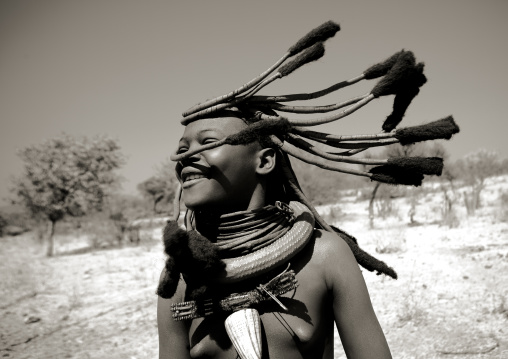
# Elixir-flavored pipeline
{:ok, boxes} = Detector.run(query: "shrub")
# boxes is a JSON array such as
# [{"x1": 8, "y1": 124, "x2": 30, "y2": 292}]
[
  {"x1": 441, "y1": 206, "x2": 460, "y2": 228},
  {"x1": 455, "y1": 149, "x2": 504, "y2": 215},
  {"x1": 500, "y1": 190, "x2": 508, "y2": 222},
  {"x1": 375, "y1": 196, "x2": 399, "y2": 219},
  {"x1": 0, "y1": 214, "x2": 7, "y2": 237},
  {"x1": 374, "y1": 228, "x2": 406, "y2": 254},
  {"x1": 84, "y1": 215, "x2": 122, "y2": 249}
]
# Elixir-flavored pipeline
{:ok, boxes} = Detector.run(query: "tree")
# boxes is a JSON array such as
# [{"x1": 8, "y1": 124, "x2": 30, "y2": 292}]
[
  {"x1": 137, "y1": 176, "x2": 167, "y2": 213},
  {"x1": 137, "y1": 158, "x2": 178, "y2": 215},
  {"x1": 367, "y1": 142, "x2": 446, "y2": 227},
  {"x1": 12, "y1": 133, "x2": 125, "y2": 256},
  {"x1": 456, "y1": 149, "x2": 503, "y2": 214},
  {"x1": 383, "y1": 142, "x2": 427, "y2": 159}
]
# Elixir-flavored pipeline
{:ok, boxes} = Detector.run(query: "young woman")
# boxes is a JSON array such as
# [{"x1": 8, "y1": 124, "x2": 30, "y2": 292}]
[
  {"x1": 156, "y1": 20, "x2": 457, "y2": 359},
  {"x1": 158, "y1": 114, "x2": 392, "y2": 358}
]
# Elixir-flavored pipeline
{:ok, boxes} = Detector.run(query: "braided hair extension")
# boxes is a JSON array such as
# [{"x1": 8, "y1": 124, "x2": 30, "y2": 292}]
[{"x1": 169, "y1": 20, "x2": 460, "y2": 283}]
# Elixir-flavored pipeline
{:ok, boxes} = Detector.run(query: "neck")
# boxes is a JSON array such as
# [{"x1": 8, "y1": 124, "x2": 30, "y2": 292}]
[
  {"x1": 195, "y1": 190, "x2": 278, "y2": 241},
  {"x1": 194, "y1": 182, "x2": 269, "y2": 230}
]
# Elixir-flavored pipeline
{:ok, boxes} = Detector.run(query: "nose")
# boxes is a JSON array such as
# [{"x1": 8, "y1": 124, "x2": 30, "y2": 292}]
[
  {"x1": 175, "y1": 148, "x2": 203, "y2": 181},
  {"x1": 180, "y1": 149, "x2": 202, "y2": 164}
]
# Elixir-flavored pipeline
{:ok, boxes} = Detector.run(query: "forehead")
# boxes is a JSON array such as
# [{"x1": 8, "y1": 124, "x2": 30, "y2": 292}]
[{"x1": 180, "y1": 116, "x2": 248, "y2": 141}]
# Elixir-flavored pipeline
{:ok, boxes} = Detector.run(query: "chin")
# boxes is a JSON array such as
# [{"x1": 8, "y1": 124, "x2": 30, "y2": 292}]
[
  {"x1": 181, "y1": 181, "x2": 254, "y2": 213},
  {"x1": 183, "y1": 196, "x2": 244, "y2": 214},
  {"x1": 182, "y1": 193, "x2": 224, "y2": 212},
  {"x1": 181, "y1": 180, "x2": 218, "y2": 209}
]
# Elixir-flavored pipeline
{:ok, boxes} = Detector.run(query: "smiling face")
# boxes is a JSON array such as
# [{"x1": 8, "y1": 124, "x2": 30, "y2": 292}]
[{"x1": 175, "y1": 116, "x2": 270, "y2": 213}]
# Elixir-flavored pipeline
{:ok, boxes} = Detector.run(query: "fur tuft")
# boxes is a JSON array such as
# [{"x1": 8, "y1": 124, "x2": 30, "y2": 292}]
[
  {"x1": 363, "y1": 50, "x2": 403, "y2": 80},
  {"x1": 370, "y1": 165, "x2": 423, "y2": 186},
  {"x1": 156, "y1": 258, "x2": 180, "y2": 299},
  {"x1": 279, "y1": 42, "x2": 325, "y2": 77},
  {"x1": 157, "y1": 221, "x2": 189, "y2": 298},
  {"x1": 185, "y1": 231, "x2": 225, "y2": 275},
  {"x1": 394, "y1": 116, "x2": 460, "y2": 145},
  {"x1": 410, "y1": 62, "x2": 427, "y2": 88},
  {"x1": 184, "y1": 231, "x2": 226, "y2": 300},
  {"x1": 388, "y1": 157, "x2": 443, "y2": 176},
  {"x1": 162, "y1": 220, "x2": 189, "y2": 257},
  {"x1": 157, "y1": 221, "x2": 226, "y2": 300},
  {"x1": 371, "y1": 51, "x2": 417, "y2": 98},
  {"x1": 288, "y1": 21, "x2": 340, "y2": 56},
  {"x1": 381, "y1": 62, "x2": 426, "y2": 131},
  {"x1": 382, "y1": 87, "x2": 420, "y2": 131},
  {"x1": 225, "y1": 118, "x2": 291, "y2": 146}
]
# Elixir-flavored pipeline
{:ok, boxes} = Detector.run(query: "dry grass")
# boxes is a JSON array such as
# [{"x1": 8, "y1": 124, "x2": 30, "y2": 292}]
[
  {"x1": 374, "y1": 228, "x2": 407, "y2": 254},
  {"x1": 396, "y1": 268, "x2": 428, "y2": 325},
  {"x1": 2, "y1": 176, "x2": 508, "y2": 359}
]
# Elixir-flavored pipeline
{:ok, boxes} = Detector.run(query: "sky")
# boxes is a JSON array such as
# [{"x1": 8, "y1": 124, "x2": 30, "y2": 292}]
[{"x1": 1, "y1": 0, "x2": 507, "y2": 203}]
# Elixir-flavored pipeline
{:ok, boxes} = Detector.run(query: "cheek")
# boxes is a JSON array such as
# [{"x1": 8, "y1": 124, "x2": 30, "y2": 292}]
[{"x1": 206, "y1": 146, "x2": 258, "y2": 177}]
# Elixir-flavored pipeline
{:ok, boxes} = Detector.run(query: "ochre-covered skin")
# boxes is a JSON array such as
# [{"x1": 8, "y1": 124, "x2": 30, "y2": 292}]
[
  {"x1": 158, "y1": 229, "x2": 391, "y2": 359},
  {"x1": 158, "y1": 116, "x2": 392, "y2": 358},
  {"x1": 175, "y1": 117, "x2": 268, "y2": 213}
]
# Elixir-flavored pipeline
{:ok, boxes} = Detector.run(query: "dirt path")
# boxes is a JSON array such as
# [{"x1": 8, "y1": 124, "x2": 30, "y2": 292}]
[{"x1": 1, "y1": 178, "x2": 507, "y2": 359}]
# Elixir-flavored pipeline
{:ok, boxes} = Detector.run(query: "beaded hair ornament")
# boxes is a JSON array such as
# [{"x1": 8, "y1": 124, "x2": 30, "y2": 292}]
[{"x1": 169, "y1": 20, "x2": 459, "y2": 281}]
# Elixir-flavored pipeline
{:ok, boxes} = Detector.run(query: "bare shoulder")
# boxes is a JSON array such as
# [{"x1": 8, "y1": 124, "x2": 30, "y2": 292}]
[
  {"x1": 311, "y1": 229, "x2": 357, "y2": 266},
  {"x1": 309, "y1": 229, "x2": 363, "y2": 290},
  {"x1": 311, "y1": 230, "x2": 393, "y2": 358},
  {"x1": 157, "y1": 270, "x2": 191, "y2": 359}
]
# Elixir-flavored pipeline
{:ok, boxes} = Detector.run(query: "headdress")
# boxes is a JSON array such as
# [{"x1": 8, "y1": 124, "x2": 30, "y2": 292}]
[
  {"x1": 169, "y1": 20, "x2": 459, "y2": 280},
  {"x1": 162, "y1": 21, "x2": 459, "y2": 359}
]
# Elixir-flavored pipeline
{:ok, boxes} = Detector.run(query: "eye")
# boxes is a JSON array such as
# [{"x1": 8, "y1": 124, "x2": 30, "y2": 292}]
[
  {"x1": 202, "y1": 138, "x2": 219, "y2": 145},
  {"x1": 176, "y1": 146, "x2": 188, "y2": 155}
]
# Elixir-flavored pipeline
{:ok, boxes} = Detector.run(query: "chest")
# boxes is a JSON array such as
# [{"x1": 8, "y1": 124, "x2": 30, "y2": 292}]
[{"x1": 186, "y1": 264, "x2": 334, "y2": 359}]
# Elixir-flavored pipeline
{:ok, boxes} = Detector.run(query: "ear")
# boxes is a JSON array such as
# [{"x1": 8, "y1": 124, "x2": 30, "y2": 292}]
[{"x1": 256, "y1": 148, "x2": 277, "y2": 175}]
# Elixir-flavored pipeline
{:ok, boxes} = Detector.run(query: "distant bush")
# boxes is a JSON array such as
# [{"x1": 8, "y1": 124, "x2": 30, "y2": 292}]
[
  {"x1": 107, "y1": 193, "x2": 153, "y2": 221},
  {"x1": 82, "y1": 212, "x2": 126, "y2": 249},
  {"x1": 0, "y1": 209, "x2": 42, "y2": 233},
  {"x1": 456, "y1": 149, "x2": 504, "y2": 215},
  {"x1": 0, "y1": 214, "x2": 7, "y2": 237},
  {"x1": 374, "y1": 228, "x2": 406, "y2": 254},
  {"x1": 441, "y1": 205, "x2": 460, "y2": 228},
  {"x1": 500, "y1": 190, "x2": 508, "y2": 222},
  {"x1": 109, "y1": 211, "x2": 129, "y2": 242},
  {"x1": 500, "y1": 191, "x2": 508, "y2": 206},
  {"x1": 374, "y1": 185, "x2": 401, "y2": 219}
]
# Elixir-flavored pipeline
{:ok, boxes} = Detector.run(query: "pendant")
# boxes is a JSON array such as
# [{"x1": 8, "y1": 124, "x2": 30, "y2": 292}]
[{"x1": 224, "y1": 308, "x2": 262, "y2": 359}]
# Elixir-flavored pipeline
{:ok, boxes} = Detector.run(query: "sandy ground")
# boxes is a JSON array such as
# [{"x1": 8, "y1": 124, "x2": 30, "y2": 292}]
[{"x1": 1, "y1": 176, "x2": 507, "y2": 359}]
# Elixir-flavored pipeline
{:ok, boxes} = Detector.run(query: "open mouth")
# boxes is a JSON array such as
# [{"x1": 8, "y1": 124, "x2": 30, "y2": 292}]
[
  {"x1": 181, "y1": 172, "x2": 208, "y2": 187},
  {"x1": 184, "y1": 173, "x2": 207, "y2": 182}
]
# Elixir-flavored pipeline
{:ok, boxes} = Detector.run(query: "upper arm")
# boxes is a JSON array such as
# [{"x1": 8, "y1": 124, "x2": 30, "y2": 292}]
[
  {"x1": 157, "y1": 271, "x2": 191, "y2": 359},
  {"x1": 319, "y1": 231, "x2": 392, "y2": 359}
]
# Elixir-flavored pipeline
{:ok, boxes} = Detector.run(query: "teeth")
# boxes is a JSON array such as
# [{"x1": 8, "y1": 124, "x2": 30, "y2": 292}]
[{"x1": 184, "y1": 174, "x2": 206, "y2": 182}]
